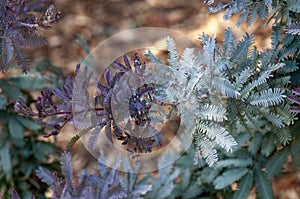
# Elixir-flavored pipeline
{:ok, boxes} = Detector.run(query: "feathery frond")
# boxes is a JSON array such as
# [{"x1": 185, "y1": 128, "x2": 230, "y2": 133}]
[
  {"x1": 248, "y1": 88, "x2": 286, "y2": 107},
  {"x1": 285, "y1": 21, "x2": 300, "y2": 35},
  {"x1": 213, "y1": 168, "x2": 248, "y2": 189}
]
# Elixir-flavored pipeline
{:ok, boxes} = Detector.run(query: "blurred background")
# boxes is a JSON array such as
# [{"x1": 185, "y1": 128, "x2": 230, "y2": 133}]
[{"x1": 30, "y1": 0, "x2": 272, "y2": 72}]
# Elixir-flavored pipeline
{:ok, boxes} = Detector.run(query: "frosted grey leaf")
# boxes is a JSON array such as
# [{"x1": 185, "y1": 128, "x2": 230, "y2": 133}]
[
  {"x1": 36, "y1": 167, "x2": 54, "y2": 186},
  {"x1": 60, "y1": 152, "x2": 75, "y2": 191},
  {"x1": 198, "y1": 104, "x2": 227, "y2": 122},
  {"x1": 284, "y1": 21, "x2": 300, "y2": 35},
  {"x1": 249, "y1": 88, "x2": 286, "y2": 107}
]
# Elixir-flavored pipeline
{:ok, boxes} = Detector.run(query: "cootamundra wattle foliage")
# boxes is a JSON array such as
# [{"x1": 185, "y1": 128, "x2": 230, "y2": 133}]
[{"x1": 11, "y1": 0, "x2": 300, "y2": 198}]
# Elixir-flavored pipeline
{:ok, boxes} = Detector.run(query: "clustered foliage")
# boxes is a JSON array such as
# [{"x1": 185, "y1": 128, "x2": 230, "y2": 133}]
[
  {"x1": 0, "y1": 0, "x2": 62, "y2": 198},
  {"x1": 0, "y1": 0, "x2": 61, "y2": 72},
  {"x1": 205, "y1": 0, "x2": 300, "y2": 27},
  {"x1": 91, "y1": 53, "x2": 163, "y2": 153},
  {"x1": 15, "y1": 55, "x2": 164, "y2": 154},
  {"x1": 0, "y1": 59, "x2": 63, "y2": 198},
  {"x1": 146, "y1": 32, "x2": 297, "y2": 167},
  {"x1": 34, "y1": 152, "x2": 128, "y2": 199},
  {"x1": 11, "y1": 150, "x2": 203, "y2": 199},
  {"x1": 15, "y1": 64, "x2": 78, "y2": 138},
  {"x1": 6, "y1": 0, "x2": 300, "y2": 198}
]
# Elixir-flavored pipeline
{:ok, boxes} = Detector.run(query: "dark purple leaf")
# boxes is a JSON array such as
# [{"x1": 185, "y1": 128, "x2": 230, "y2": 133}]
[
  {"x1": 288, "y1": 95, "x2": 300, "y2": 105},
  {"x1": 104, "y1": 69, "x2": 113, "y2": 86},
  {"x1": 104, "y1": 122, "x2": 113, "y2": 145},
  {"x1": 123, "y1": 55, "x2": 131, "y2": 70},
  {"x1": 53, "y1": 88, "x2": 69, "y2": 101},
  {"x1": 113, "y1": 61, "x2": 129, "y2": 72},
  {"x1": 110, "y1": 71, "x2": 124, "y2": 87},
  {"x1": 0, "y1": 0, "x2": 61, "y2": 71},
  {"x1": 292, "y1": 88, "x2": 300, "y2": 96},
  {"x1": 290, "y1": 106, "x2": 300, "y2": 113},
  {"x1": 11, "y1": 190, "x2": 21, "y2": 199}
]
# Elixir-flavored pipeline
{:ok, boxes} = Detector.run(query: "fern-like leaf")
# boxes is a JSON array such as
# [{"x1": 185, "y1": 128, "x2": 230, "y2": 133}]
[
  {"x1": 144, "y1": 50, "x2": 165, "y2": 66},
  {"x1": 275, "y1": 126, "x2": 292, "y2": 146},
  {"x1": 236, "y1": 10, "x2": 249, "y2": 27},
  {"x1": 276, "y1": 104, "x2": 297, "y2": 126},
  {"x1": 279, "y1": 60, "x2": 298, "y2": 73},
  {"x1": 25, "y1": 34, "x2": 48, "y2": 47},
  {"x1": 72, "y1": 66, "x2": 94, "y2": 130},
  {"x1": 223, "y1": 28, "x2": 236, "y2": 55},
  {"x1": 13, "y1": 43, "x2": 30, "y2": 72},
  {"x1": 287, "y1": 0, "x2": 300, "y2": 13},
  {"x1": 199, "y1": 122, "x2": 237, "y2": 152},
  {"x1": 60, "y1": 152, "x2": 75, "y2": 191},
  {"x1": 213, "y1": 168, "x2": 248, "y2": 189},
  {"x1": 213, "y1": 76, "x2": 240, "y2": 98},
  {"x1": 284, "y1": 21, "x2": 300, "y2": 35},
  {"x1": 255, "y1": 165, "x2": 273, "y2": 199},
  {"x1": 36, "y1": 167, "x2": 54, "y2": 186},
  {"x1": 2, "y1": 37, "x2": 14, "y2": 65},
  {"x1": 266, "y1": 147, "x2": 289, "y2": 178},
  {"x1": 241, "y1": 71, "x2": 272, "y2": 99},
  {"x1": 249, "y1": 88, "x2": 286, "y2": 107},
  {"x1": 232, "y1": 172, "x2": 253, "y2": 199},
  {"x1": 198, "y1": 104, "x2": 227, "y2": 122},
  {"x1": 215, "y1": 158, "x2": 252, "y2": 169},
  {"x1": 166, "y1": 37, "x2": 180, "y2": 70},
  {"x1": 262, "y1": 63, "x2": 285, "y2": 73},
  {"x1": 197, "y1": 136, "x2": 218, "y2": 167},
  {"x1": 257, "y1": 2, "x2": 269, "y2": 18},
  {"x1": 247, "y1": 7, "x2": 257, "y2": 27},
  {"x1": 87, "y1": 127, "x2": 101, "y2": 150},
  {"x1": 261, "y1": 110, "x2": 285, "y2": 128},
  {"x1": 231, "y1": 33, "x2": 254, "y2": 63},
  {"x1": 248, "y1": 132, "x2": 263, "y2": 154},
  {"x1": 279, "y1": 36, "x2": 300, "y2": 59},
  {"x1": 261, "y1": 134, "x2": 276, "y2": 157},
  {"x1": 234, "y1": 67, "x2": 252, "y2": 91},
  {"x1": 200, "y1": 33, "x2": 216, "y2": 65}
]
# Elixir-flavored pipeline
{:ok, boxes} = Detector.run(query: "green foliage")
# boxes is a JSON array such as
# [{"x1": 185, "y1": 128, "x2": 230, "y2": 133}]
[
  {"x1": 0, "y1": 64, "x2": 63, "y2": 198},
  {"x1": 141, "y1": 16, "x2": 299, "y2": 195},
  {"x1": 206, "y1": 0, "x2": 269, "y2": 27},
  {"x1": 232, "y1": 172, "x2": 253, "y2": 199},
  {"x1": 213, "y1": 168, "x2": 249, "y2": 189},
  {"x1": 145, "y1": 28, "x2": 295, "y2": 168},
  {"x1": 145, "y1": 36, "x2": 238, "y2": 166},
  {"x1": 255, "y1": 165, "x2": 274, "y2": 199},
  {"x1": 266, "y1": 147, "x2": 289, "y2": 178},
  {"x1": 205, "y1": 0, "x2": 300, "y2": 27},
  {"x1": 141, "y1": 2, "x2": 300, "y2": 194}
]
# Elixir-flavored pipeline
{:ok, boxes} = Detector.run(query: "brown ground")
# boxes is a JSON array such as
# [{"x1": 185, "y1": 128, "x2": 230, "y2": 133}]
[
  {"x1": 28, "y1": 0, "x2": 299, "y2": 198},
  {"x1": 31, "y1": 0, "x2": 272, "y2": 72}
]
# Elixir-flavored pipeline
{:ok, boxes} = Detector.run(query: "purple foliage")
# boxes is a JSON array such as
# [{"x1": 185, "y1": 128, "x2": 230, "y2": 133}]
[
  {"x1": 15, "y1": 53, "x2": 164, "y2": 153},
  {"x1": 35, "y1": 152, "x2": 127, "y2": 199},
  {"x1": 11, "y1": 189, "x2": 35, "y2": 199},
  {"x1": 95, "y1": 52, "x2": 162, "y2": 153},
  {"x1": 289, "y1": 88, "x2": 300, "y2": 113},
  {"x1": 11, "y1": 190, "x2": 21, "y2": 199},
  {"x1": 0, "y1": 0, "x2": 61, "y2": 72},
  {"x1": 14, "y1": 65, "x2": 80, "y2": 137}
]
